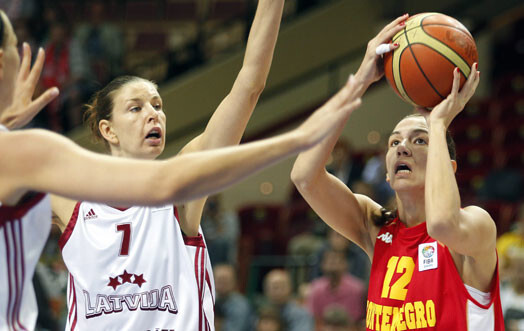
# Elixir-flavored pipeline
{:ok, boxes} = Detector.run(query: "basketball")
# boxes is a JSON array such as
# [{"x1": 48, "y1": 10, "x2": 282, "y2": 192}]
[{"x1": 383, "y1": 13, "x2": 478, "y2": 108}]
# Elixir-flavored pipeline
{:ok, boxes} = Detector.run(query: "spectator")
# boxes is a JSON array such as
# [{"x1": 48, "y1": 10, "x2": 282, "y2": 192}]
[
  {"x1": 501, "y1": 247, "x2": 524, "y2": 330},
  {"x1": 497, "y1": 203, "x2": 524, "y2": 280},
  {"x1": 72, "y1": 0, "x2": 123, "y2": 86},
  {"x1": 361, "y1": 140, "x2": 394, "y2": 206},
  {"x1": 255, "y1": 306, "x2": 284, "y2": 331},
  {"x1": 326, "y1": 138, "x2": 363, "y2": 190},
  {"x1": 313, "y1": 228, "x2": 370, "y2": 281},
  {"x1": 201, "y1": 194, "x2": 240, "y2": 266},
  {"x1": 477, "y1": 150, "x2": 524, "y2": 202},
  {"x1": 262, "y1": 269, "x2": 313, "y2": 331},
  {"x1": 321, "y1": 306, "x2": 360, "y2": 331},
  {"x1": 214, "y1": 264, "x2": 253, "y2": 331},
  {"x1": 306, "y1": 249, "x2": 366, "y2": 327}
]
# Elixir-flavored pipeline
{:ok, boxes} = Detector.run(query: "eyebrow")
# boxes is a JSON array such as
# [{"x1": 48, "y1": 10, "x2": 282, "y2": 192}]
[
  {"x1": 389, "y1": 128, "x2": 429, "y2": 137},
  {"x1": 126, "y1": 96, "x2": 162, "y2": 103}
]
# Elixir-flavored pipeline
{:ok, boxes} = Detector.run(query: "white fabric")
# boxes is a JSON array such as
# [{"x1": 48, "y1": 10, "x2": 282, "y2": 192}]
[
  {"x1": 61, "y1": 202, "x2": 214, "y2": 331},
  {"x1": 465, "y1": 284, "x2": 495, "y2": 331},
  {"x1": 0, "y1": 124, "x2": 8, "y2": 131},
  {"x1": 375, "y1": 43, "x2": 392, "y2": 55},
  {"x1": 0, "y1": 195, "x2": 51, "y2": 331},
  {"x1": 465, "y1": 284, "x2": 491, "y2": 306}
]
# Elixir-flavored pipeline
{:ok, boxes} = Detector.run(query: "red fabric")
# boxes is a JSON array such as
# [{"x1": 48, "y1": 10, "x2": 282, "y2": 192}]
[
  {"x1": 42, "y1": 41, "x2": 70, "y2": 89},
  {"x1": 58, "y1": 202, "x2": 81, "y2": 250},
  {"x1": 366, "y1": 218, "x2": 504, "y2": 330},
  {"x1": 0, "y1": 193, "x2": 46, "y2": 225}
]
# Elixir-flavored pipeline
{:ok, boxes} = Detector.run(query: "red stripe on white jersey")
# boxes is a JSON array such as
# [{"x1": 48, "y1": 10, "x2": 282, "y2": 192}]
[{"x1": 59, "y1": 202, "x2": 81, "y2": 250}]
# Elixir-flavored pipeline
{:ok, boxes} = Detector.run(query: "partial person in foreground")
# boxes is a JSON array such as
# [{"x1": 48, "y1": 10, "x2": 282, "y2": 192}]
[
  {"x1": 0, "y1": 9, "x2": 362, "y2": 330},
  {"x1": 291, "y1": 14, "x2": 504, "y2": 330}
]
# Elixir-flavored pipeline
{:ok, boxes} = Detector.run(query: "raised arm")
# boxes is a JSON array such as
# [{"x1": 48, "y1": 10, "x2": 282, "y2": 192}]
[
  {"x1": 184, "y1": 0, "x2": 284, "y2": 152},
  {"x1": 179, "y1": 0, "x2": 285, "y2": 235},
  {"x1": 1, "y1": 79, "x2": 361, "y2": 218},
  {"x1": 291, "y1": 77, "x2": 378, "y2": 256},
  {"x1": 422, "y1": 64, "x2": 496, "y2": 262},
  {"x1": 290, "y1": 15, "x2": 408, "y2": 256}
]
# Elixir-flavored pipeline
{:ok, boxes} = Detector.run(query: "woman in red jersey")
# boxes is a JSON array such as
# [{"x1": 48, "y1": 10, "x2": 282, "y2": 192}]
[
  {"x1": 291, "y1": 15, "x2": 504, "y2": 330},
  {"x1": 0, "y1": 9, "x2": 362, "y2": 330}
]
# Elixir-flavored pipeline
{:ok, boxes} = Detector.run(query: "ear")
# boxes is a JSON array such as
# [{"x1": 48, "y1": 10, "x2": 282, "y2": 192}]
[
  {"x1": 99, "y1": 119, "x2": 119, "y2": 145},
  {"x1": 451, "y1": 160, "x2": 457, "y2": 173},
  {"x1": 386, "y1": 172, "x2": 390, "y2": 183},
  {"x1": 0, "y1": 50, "x2": 4, "y2": 80}
]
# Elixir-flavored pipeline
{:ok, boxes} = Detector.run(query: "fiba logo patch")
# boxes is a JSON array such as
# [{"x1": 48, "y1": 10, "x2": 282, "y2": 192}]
[
  {"x1": 422, "y1": 245, "x2": 435, "y2": 258},
  {"x1": 418, "y1": 242, "x2": 438, "y2": 271}
]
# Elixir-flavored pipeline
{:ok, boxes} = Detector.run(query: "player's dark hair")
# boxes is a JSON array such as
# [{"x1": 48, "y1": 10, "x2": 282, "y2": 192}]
[
  {"x1": 84, "y1": 75, "x2": 156, "y2": 148},
  {"x1": 0, "y1": 11, "x2": 7, "y2": 48},
  {"x1": 372, "y1": 113, "x2": 457, "y2": 227}
]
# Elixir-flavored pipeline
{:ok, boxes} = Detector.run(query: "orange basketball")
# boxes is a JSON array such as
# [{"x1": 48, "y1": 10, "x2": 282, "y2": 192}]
[{"x1": 383, "y1": 13, "x2": 478, "y2": 108}]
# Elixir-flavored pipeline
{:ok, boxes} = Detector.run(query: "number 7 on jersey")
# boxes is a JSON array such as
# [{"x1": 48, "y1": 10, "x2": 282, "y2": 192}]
[{"x1": 116, "y1": 223, "x2": 131, "y2": 256}]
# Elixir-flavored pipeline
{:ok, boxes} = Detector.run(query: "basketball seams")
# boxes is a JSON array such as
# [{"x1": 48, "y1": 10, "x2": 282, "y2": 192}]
[
  {"x1": 393, "y1": 45, "x2": 418, "y2": 106},
  {"x1": 413, "y1": 26, "x2": 472, "y2": 79},
  {"x1": 409, "y1": 42, "x2": 468, "y2": 81},
  {"x1": 405, "y1": 28, "x2": 446, "y2": 103},
  {"x1": 393, "y1": 24, "x2": 474, "y2": 44}
]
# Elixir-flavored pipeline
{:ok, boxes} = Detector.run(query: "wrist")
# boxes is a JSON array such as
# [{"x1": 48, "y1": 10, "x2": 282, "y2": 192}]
[
  {"x1": 428, "y1": 120, "x2": 448, "y2": 132},
  {"x1": 352, "y1": 71, "x2": 372, "y2": 96}
]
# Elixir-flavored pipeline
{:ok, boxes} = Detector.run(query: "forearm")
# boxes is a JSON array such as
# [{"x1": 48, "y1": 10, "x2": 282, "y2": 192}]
[
  {"x1": 241, "y1": 0, "x2": 284, "y2": 87},
  {"x1": 425, "y1": 122, "x2": 461, "y2": 228},
  {"x1": 291, "y1": 107, "x2": 351, "y2": 187},
  {"x1": 196, "y1": 0, "x2": 284, "y2": 150},
  {"x1": 166, "y1": 131, "x2": 305, "y2": 203}
]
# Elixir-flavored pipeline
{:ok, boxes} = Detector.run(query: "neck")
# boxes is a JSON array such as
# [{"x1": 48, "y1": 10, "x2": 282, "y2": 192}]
[
  {"x1": 396, "y1": 189, "x2": 426, "y2": 227},
  {"x1": 328, "y1": 274, "x2": 342, "y2": 288}
]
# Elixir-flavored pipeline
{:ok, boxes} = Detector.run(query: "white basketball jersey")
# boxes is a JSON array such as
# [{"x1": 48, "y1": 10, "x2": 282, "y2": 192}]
[
  {"x1": 0, "y1": 194, "x2": 51, "y2": 331},
  {"x1": 60, "y1": 202, "x2": 215, "y2": 331}
]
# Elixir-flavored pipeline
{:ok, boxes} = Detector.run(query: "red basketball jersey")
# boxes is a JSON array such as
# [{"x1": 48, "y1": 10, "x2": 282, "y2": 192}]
[{"x1": 366, "y1": 218, "x2": 504, "y2": 330}]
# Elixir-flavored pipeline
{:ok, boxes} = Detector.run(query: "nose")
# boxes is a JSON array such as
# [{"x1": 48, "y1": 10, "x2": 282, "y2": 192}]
[
  {"x1": 146, "y1": 104, "x2": 159, "y2": 123},
  {"x1": 396, "y1": 139, "x2": 412, "y2": 156}
]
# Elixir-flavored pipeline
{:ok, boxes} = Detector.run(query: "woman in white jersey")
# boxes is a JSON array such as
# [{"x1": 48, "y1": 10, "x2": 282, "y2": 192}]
[
  {"x1": 51, "y1": 2, "x2": 290, "y2": 329},
  {"x1": 0, "y1": 10, "x2": 362, "y2": 330},
  {"x1": 291, "y1": 15, "x2": 504, "y2": 330}
]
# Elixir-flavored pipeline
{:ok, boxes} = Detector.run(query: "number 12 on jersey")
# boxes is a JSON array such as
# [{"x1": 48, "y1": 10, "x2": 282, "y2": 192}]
[{"x1": 381, "y1": 256, "x2": 415, "y2": 301}]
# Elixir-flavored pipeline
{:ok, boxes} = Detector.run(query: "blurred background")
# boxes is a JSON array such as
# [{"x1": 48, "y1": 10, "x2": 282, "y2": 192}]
[{"x1": 1, "y1": 0, "x2": 523, "y2": 330}]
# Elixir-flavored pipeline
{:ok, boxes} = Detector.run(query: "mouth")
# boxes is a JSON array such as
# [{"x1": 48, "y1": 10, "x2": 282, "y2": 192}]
[
  {"x1": 145, "y1": 127, "x2": 163, "y2": 143},
  {"x1": 395, "y1": 163, "x2": 412, "y2": 174}
]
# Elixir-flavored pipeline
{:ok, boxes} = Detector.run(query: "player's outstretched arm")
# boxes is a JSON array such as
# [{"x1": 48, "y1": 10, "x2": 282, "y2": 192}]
[
  {"x1": 0, "y1": 43, "x2": 59, "y2": 129},
  {"x1": 291, "y1": 77, "x2": 378, "y2": 256},
  {"x1": 177, "y1": 0, "x2": 285, "y2": 235},
  {"x1": 182, "y1": 0, "x2": 284, "y2": 153},
  {"x1": 0, "y1": 80, "x2": 361, "y2": 213}
]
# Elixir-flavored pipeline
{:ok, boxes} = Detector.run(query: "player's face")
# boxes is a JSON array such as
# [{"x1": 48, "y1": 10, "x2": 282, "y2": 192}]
[
  {"x1": 108, "y1": 81, "x2": 166, "y2": 160},
  {"x1": 0, "y1": 13, "x2": 20, "y2": 108},
  {"x1": 385, "y1": 116, "x2": 429, "y2": 192}
]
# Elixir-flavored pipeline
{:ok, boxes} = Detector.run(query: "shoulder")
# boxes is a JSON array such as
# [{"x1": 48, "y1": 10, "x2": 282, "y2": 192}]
[{"x1": 460, "y1": 205, "x2": 497, "y2": 235}]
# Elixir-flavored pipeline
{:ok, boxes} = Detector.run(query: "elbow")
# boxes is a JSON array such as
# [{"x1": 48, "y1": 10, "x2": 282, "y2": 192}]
[
  {"x1": 290, "y1": 166, "x2": 315, "y2": 192},
  {"x1": 247, "y1": 81, "x2": 265, "y2": 103},
  {"x1": 426, "y1": 214, "x2": 459, "y2": 240},
  {"x1": 237, "y1": 68, "x2": 266, "y2": 102}
]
